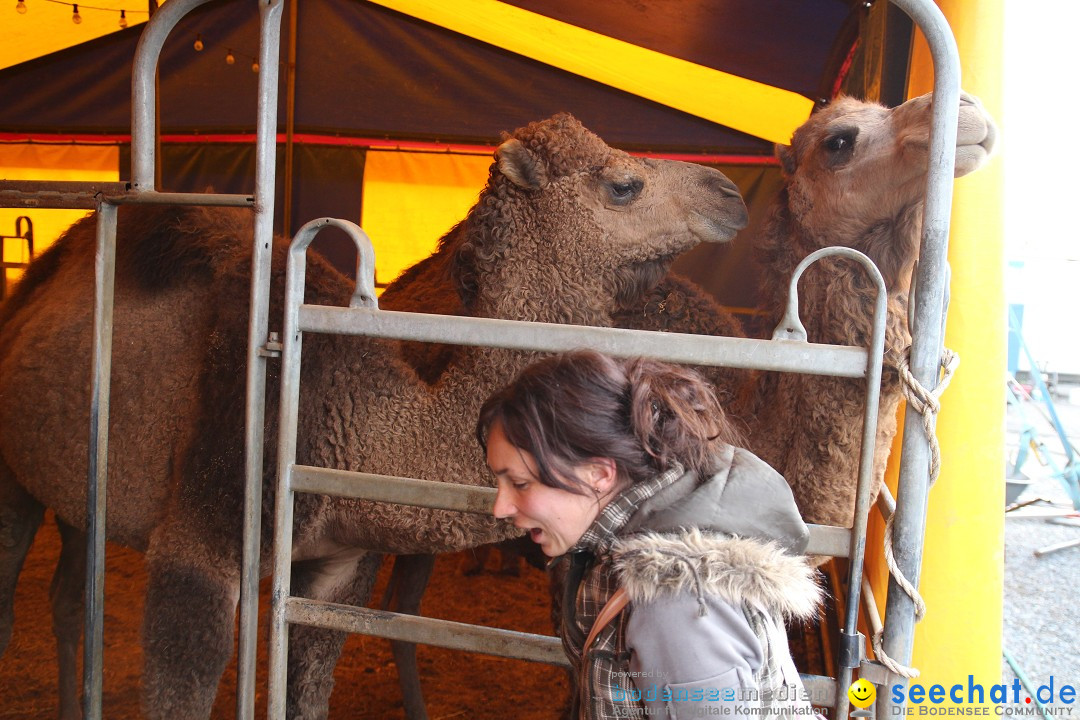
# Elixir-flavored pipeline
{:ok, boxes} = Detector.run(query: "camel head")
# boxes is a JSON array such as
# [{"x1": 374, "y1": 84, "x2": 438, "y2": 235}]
[
  {"x1": 775, "y1": 91, "x2": 997, "y2": 289},
  {"x1": 451, "y1": 113, "x2": 748, "y2": 324}
]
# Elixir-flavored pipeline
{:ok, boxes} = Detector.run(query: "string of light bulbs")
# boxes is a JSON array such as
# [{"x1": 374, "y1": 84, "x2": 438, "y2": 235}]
[
  {"x1": 11, "y1": 1, "x2": 261, "y2": 72},
  {"x1": 192, "y1": 33, "x2": 261, "y2": 73},
  {"x1": 15, "y1": 0, "x2": 146, "y2": 27}
]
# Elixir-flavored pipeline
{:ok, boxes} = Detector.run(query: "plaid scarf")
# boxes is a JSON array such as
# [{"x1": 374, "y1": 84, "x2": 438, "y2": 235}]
[{"x1": 560, "y1": 463, "x2": 685, "y2": 720}]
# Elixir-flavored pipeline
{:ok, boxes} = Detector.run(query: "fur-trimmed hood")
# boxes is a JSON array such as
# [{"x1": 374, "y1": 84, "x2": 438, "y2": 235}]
[
  {"x1": 611, "y1": 528, "x2": 822, "y2": 620},
  {"x1": 610, "y1": 444, "x2": 822, "y2": 620}
]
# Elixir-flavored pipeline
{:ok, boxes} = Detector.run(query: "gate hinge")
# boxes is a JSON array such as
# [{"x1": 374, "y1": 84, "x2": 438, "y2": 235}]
[{"x1": 259, "y1": 331, "x2": 283, "y2": 358}]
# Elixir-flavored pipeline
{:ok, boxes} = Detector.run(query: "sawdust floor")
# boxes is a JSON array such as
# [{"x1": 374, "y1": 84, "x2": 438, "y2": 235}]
[
  {"x1": 1, "y1": 512, "x2": 831, "y2": 719},
  {"x1": 0, "y1": 512, "x2": 567, "y2": 719}
]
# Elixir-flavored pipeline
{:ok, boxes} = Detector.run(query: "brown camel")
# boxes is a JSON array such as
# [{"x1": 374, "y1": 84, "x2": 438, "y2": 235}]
[
  {"x1": 0, "y1": 113, "x2": 747, "y2": 719},
  {"x1": 377, "y1": 91, "x2": 997, "y2": 720},
  {"x1": 735, "y1": 91, "x2": 996, "y2": 529}
]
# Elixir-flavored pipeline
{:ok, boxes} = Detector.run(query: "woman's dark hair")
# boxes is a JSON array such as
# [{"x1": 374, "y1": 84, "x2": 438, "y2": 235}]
[{"x1": 477, "y1": 350, "x2": 742, "y2": 495}]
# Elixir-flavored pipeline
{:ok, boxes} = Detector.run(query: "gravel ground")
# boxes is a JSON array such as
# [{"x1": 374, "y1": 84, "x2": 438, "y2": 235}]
[{"x1": 1001, "y1": 380, "x2": 1080, "y2": 698}]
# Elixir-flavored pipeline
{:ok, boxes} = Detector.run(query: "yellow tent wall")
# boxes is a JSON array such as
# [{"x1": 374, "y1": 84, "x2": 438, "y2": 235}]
[
  {"x1": 0, "y1": 144, "x2": 118, "y2": 291},
  {"x1": 865, "y1": 0, "x2": 1005, "y2": 700},
  {"x1": 361, "y1": 149, "x2": 491, "y2": 288}
]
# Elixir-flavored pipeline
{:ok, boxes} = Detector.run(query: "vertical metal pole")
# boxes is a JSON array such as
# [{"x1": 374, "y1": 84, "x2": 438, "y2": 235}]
[
  {"x1": 877, "y1": 0, "x2": 961, "y2": 715},
  {"x1": 237, "y1": 1, "x2": 285, "y2": 718},
  {"x1": 130, "y1": 0, "x2": 216, "y2": 191},
  {"x1": 268, "y1": 235, "x2": 310, "y2": 719},
  {"x1": 83, "y1": 200, "x2": 117, "y2": 720}
]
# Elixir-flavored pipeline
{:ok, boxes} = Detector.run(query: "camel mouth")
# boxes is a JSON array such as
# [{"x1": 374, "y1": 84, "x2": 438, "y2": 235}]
[{"x1": 690, "y1": 208, "x2": 748, "y2": 244}]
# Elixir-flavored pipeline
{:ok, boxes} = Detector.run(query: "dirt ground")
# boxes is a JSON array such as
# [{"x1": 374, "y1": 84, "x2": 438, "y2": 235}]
[
  {"x1": 1, "y1": 513, "x2": 832, "y2": 719},
  {"x1": 0, "y1": 513, "x2": 568, "y2": 719}
]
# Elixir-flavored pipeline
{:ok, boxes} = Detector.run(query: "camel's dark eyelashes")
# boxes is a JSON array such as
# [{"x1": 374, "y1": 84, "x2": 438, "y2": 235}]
[{"x1": 608, "y1": 178, "x2": 644, "y2": 205}]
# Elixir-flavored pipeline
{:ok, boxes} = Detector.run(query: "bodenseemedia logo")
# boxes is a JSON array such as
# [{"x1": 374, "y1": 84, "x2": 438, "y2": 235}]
[{"x1": 889, "y1": 676, "x2": 1076, "y2": 716}]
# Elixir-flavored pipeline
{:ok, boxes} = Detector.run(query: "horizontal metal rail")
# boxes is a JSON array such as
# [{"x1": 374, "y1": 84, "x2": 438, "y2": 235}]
[
  {"x1": 285, "y1": 582, "x2": 848, "y2": 706},
  {"x1": 285, "y1": 597, "x2": 569, "y2": 666},
  {"x1": 292, "y1": 464, "x2": 855, "y2": 555},
  {"x1": 290, "y1": 465, "x2": 495, "y2": 514},
  {"x1": 801, "y1": 675, "x2": 838, "y2": 709},
  {"x1": 0, "y1": 181, "x2": 254, "y2": 210},
  {"x1": 298, "y1": 305, "x2": 870, "y2": 378},
  {"x1": 0, "y1": 181, "x2": 130, "y2": 209}
]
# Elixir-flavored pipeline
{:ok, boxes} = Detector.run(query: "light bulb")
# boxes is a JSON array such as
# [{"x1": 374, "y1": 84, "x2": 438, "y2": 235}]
[
  {"x1": 15, "y1": 0, "x2": 27, "y2": 14},
  {"x1": 71, "y1": 3, "x2": 81, "y2": 23},
  {"x1": 251, "y1": 60, "x2": 259, "y2": 73},
  {"x1": 118, "y1": 9, "x2": 127, "y2": 27},
  {"x1": 193, "y1": 34, "x2": 203, "y2": 52},
  {"x1": 225, "y1": 49, "x2": 235, "y2": 65}
]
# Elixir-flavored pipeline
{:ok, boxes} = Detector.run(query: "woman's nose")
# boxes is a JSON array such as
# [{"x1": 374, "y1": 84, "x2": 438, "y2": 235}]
[{"x1": 492, "y1": 487, "x2": 516, "y2": 519}]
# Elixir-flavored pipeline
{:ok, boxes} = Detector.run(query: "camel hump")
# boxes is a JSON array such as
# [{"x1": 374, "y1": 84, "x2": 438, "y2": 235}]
[
  {"x1": 112, "y1": 203, "x2": 253, "y2": 291},
  {"x1": 1, "y1": 202, "x2": 252, "y2": 329}
]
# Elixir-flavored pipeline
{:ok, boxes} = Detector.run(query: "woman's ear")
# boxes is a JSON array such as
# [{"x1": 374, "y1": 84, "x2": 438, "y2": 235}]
[{"x1": 585, "y1": 458, "x2": 620, "y2": 496}]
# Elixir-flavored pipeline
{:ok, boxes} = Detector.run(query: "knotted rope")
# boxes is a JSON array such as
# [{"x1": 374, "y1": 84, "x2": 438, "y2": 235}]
[{"x1": 871, "y1": 346, "x2": 959, "y2": 678}]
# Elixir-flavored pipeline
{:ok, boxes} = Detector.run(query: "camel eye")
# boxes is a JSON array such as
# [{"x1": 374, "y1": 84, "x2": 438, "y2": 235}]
[
  {"x1": 608, "y1": 179, "x2": 643, "y2": 205},
  {"x1": 826, "y1": 136, "x2": 847, "y2": 152},
  {"x1": 823, "y1": 128, "x2": 858, "y2": 167}
]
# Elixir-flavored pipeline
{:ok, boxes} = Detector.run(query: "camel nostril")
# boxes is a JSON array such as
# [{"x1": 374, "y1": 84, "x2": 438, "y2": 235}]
[{"x1": 703, "y1": 171, "x2": 743, "y2": 199}]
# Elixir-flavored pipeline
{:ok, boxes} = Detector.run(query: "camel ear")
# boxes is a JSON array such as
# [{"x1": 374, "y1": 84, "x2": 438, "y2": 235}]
[
  {"x1": 775, "y1": 143, "x2": 798, "y2": 176},
  {"x1": 497, "y1": 138, "x2": 548, "y2": 189}
]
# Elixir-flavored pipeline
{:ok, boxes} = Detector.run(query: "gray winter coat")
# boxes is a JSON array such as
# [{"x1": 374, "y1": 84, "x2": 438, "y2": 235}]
[{"x1": 569, "y1": 443, "x2": 823, "y2": 719}]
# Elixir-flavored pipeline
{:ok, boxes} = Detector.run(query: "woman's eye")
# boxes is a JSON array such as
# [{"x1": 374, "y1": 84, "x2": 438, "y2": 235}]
[{"x1": 513, "y1": 481, "x2": 530, "y2": 491}]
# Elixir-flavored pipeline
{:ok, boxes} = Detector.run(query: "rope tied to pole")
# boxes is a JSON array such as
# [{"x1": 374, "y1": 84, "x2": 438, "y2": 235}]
[{"x1": 872, "y1": 346, "x2": 959, "y2": 679}]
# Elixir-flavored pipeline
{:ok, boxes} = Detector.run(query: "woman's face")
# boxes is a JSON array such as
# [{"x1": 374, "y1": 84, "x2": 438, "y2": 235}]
[{"x1": 487, "y1": 422, "x2": 616, "y2": 557}]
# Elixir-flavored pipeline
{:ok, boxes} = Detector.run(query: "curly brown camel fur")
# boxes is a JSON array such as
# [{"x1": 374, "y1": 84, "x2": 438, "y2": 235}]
[
  {"x1": 734, "y1": 91, "x2": 996, "y2": 530},
  {"x1": 378, "y1": 91, "x2": 997, "y2": 720},
  {"x1": 0, "y1": 113, "x2": 747, "y2": 719}
]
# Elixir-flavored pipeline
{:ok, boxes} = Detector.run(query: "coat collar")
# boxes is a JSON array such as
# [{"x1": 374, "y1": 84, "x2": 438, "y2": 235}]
[{"x1": 611, "y1": 527, "x2": 822, "y2": 620}]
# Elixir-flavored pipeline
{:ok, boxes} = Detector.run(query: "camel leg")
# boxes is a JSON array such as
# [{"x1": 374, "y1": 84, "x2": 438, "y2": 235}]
[
  {"x1": 0, "y1": 465, "x2": 45, "y2": 656},
  {"x1": 51, "y1": 518, "x2": 87, "y2": 720},
  {"x1": 286, "y1": 550, "x2": 382, "y2": 720},
  {"x1": 383, "y1": 554, "x2": 436, "y2": 720},
  {"x1": 141, "y1": 519, "x2": 240, "y2": 720}
]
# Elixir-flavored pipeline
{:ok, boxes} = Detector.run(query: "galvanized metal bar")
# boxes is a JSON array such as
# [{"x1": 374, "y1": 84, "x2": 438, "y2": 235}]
[
  {"x1": 877, "y1": 2, "x2": 961, "y2": 716},
  {"x1": 290, "y1": 466, "x2": 496, "y2": 514},
  {"x1": 298, "y1": 306, "x2": 870, "y2": 378},
  {"x1": 0, "y1": 184, "x2": 254, "y2": 210},
  {"x1": 285, "y1": 598, "x2": 569, "y2": 666},
  {"x1": 800, "y1": 676, "x2": 837, "y2": 709},
  {"x1": 805, "y1": 525, "x2": 854, "y2": 559},
  {"x1": 130, "y1": 0, "x2": 219, "y2": 191},
  {"x1": 83, "y1": 201, "x2": 117, "y2": 720},
  {"x1": 104, "y1": 191, "x2": 255, "y2": 207},
  {"x1": 776, "y1": 247, "x2": 888, "y2": 720},
  {"x1": 0, "y1": 182, "x2": 129, "y2": 210},
  {"x1": 238, "y1": 1, "x2": 285, "y2": 717},
  {"x1": 291, "y1": 464, "x2": 853, "y2": 559},
  {"x1": 268, "y1": 217, "x2": 375, "y2": 718}
]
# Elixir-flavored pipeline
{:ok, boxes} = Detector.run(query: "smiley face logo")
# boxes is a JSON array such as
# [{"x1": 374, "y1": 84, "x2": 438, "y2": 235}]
[{"x1": 848, "y1": 678, "x2": 876, "y2": 709}]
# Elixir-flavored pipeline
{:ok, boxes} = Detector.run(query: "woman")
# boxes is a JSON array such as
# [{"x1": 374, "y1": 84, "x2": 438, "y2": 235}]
[{"x1": 478, "y1": 350, "x2": 822, "y2": 719}]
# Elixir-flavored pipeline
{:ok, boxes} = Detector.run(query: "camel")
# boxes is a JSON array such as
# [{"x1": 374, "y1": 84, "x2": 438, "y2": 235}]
[
  {"x1": 0, "y1": 113, "x2": 748, "y2": 719},
  {"x1": 378, "y1": 91, "x2": 997, "y2": 719},
  {"x1": 734, "y1": 91, "x2": 996, "y2": 529}
]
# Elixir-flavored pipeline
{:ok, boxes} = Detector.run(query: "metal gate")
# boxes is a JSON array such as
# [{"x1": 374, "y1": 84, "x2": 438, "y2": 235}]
[{"x1": 0, "y1": 0, "x2": 963, "y2": 717}]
